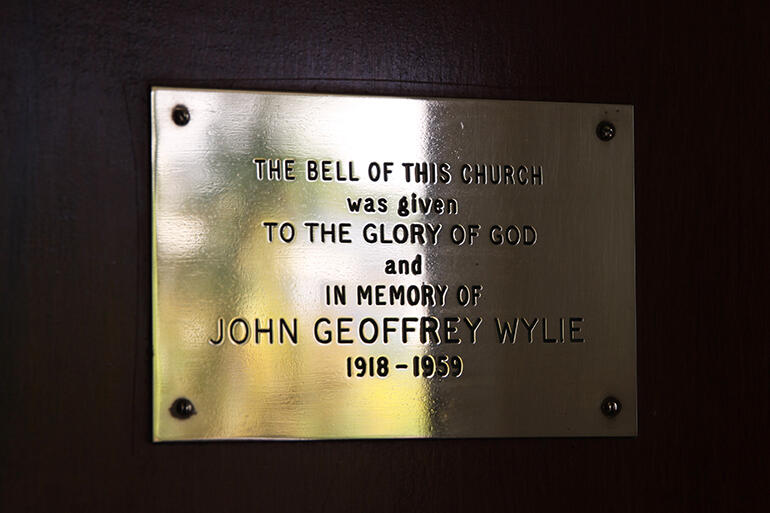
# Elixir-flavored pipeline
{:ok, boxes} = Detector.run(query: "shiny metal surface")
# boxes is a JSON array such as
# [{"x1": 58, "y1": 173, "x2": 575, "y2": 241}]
[{"x1": 152, "y1": 87, "x2": 636, "y2": 441}]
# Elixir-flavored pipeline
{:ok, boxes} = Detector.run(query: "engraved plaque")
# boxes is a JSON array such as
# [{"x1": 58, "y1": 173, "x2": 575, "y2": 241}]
[{"x1": 152, "y1": 87, "x2": 636, "y2": 440}]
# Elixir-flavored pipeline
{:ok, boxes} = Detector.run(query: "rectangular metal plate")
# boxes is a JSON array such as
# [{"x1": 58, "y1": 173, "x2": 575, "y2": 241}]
[{"x1": 152, "y1": 87, "x2": 636, "y2": 441}]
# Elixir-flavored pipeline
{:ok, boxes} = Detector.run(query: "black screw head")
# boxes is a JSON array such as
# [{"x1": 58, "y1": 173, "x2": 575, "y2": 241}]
[
  {"x1": 172, "y1": 104, "x2": 190, "y2": 126},
  {"x1": 170, "y1": 397, "x2": 196, "y2": 419},
  {"x1": 596, "y1": 120, "x2": 615, "y2": 141},
  {"x1": 601, "y1": 396, "x2": 622, "y2": 418}
]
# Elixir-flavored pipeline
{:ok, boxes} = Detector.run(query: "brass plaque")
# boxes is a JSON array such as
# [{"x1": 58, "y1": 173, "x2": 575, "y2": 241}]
[{"x1": 152, "y1": 87, "x2": 636, "y2": 441}]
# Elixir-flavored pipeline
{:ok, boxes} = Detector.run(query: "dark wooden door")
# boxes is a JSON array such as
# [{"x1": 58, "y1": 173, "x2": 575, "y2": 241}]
[{"x1": 2, "y1": 1, "x2": 767, "y2": 511}]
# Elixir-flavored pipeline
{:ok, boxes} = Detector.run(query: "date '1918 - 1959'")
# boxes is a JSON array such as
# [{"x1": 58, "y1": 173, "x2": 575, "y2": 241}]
[{"x1": 346, "y1": 355, "x2": 463, "y2": 378}]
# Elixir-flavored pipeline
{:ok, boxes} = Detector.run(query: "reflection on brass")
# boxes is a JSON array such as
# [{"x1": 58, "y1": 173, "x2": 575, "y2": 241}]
[{"x1": 152, "y1": 87, "x2": 637, "y2": 441}]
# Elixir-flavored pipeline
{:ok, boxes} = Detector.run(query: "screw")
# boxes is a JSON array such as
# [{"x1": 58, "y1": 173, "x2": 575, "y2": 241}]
[
  {"x1": 170, "y1": 397, "x2": 196, "y2": 419},
  {"x1": 601, "y1": 396, "x2": 622, "y2": 418},
  {"x1": 596, "y1": 120, "x2": 615, "y2": 141},
  {"x1": 172, "y1": 105, "x2": 190, "y2": 126}
]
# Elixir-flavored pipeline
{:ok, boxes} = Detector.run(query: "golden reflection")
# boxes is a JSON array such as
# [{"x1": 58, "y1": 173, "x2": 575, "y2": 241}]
[
  {"x1": 153, "y1": 89, "x2": 430, "y2": 440},
  {"x1": 152, "y1": 88, "x2": 638, "y2": 440}
]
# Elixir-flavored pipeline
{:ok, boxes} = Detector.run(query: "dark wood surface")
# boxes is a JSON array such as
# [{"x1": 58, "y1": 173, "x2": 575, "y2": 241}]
[{"x1": 2, "y1": 1, "x2": 767, "y2": 511}]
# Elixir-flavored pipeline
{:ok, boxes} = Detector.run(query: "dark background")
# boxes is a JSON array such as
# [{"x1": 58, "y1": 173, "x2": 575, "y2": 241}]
[{"x1": 2, "y1": 1, "x2": 768, "y2": 511}]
